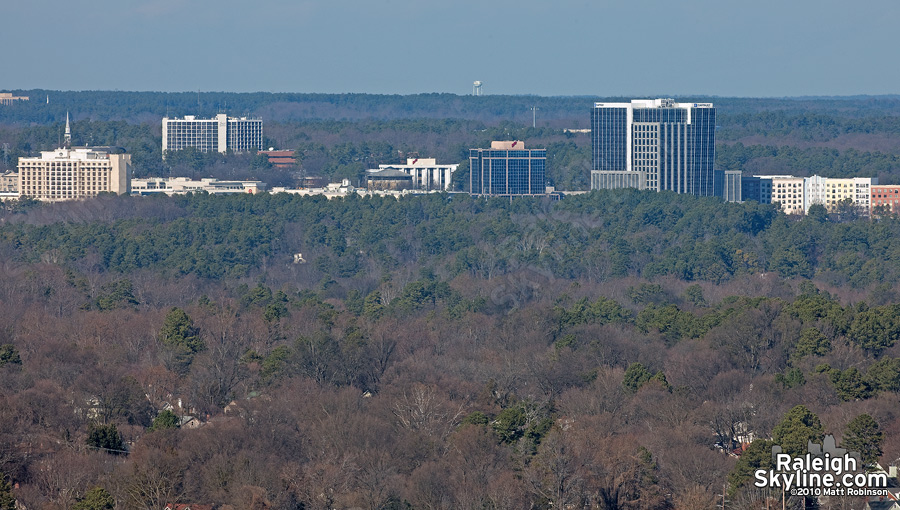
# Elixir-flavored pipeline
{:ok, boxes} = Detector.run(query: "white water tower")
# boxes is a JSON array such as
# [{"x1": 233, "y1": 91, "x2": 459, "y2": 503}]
[{"x1": 473, "y1": 81, "x2": 483, "y2": 96}]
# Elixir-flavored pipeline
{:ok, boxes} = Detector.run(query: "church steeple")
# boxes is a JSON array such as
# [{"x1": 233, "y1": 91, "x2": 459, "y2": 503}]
[{"x1": 64, "y1": 112, "x2": 71, "y2": 148}]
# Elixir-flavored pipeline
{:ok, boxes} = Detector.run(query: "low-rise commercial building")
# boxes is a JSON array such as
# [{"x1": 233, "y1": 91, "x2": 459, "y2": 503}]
[
  {"x1": 259, "y1": 150, "x2": 297, "y2": 169},
  {"x1": 271, "y1": 180, "x2": 359, "y2": 199},
  {"x1": 373, "y1": 158, "x2": 458, "y2": 191},
  {"x1": 366, "y1": 169, "x2": 413, "y2": 191},
  {"x1": 0, "y1": 93, "x2": 29, "y2": 105},
  {"x1": 131, "y1": 177, "x2": 265, "y2": 195},
  {"x1": 271, "y1": 180, "x2": 462, "y2": 200}
]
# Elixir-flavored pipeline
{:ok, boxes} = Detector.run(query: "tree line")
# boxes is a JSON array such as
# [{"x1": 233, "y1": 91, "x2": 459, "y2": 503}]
[{"x1": 5, "y1": 190, "x2": 900, "y2": 288}]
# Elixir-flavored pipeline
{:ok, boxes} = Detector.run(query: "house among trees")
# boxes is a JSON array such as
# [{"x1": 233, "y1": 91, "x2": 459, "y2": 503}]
[{"x1": 178, "y1": 415, "x2": 203, "y2": 429}]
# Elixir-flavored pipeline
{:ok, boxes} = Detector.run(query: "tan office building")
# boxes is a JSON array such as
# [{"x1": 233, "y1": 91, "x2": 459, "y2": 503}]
[
  {"x1": 0, "y1": 93, "x2": 29, "y2": 105},
  {"x1": 18, "y1": 147, "x2": 131, "y2": 201}
]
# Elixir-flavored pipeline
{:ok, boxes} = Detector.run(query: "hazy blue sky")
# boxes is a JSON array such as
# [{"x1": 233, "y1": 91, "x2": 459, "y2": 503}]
[{"x1": 3, "y1": 0, "x2": 897, "y2": 97}]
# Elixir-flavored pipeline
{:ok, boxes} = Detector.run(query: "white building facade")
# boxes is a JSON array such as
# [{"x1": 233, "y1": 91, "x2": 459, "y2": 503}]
[
  {"x1": 804, "y1": 176, "x2": 875, "y2": 212},
  {"x1": 131, "y1": 177, "x2": 265, "y2": 195},
  {"x1": 162, "y1": 114, "x2": 263, "y2": 155},
  {"x1": 749, "y1": 174, "x2": 877, "y2": 215},
  {"x1": 374, "y1": 158, "x2": 458, "y2": 191}
]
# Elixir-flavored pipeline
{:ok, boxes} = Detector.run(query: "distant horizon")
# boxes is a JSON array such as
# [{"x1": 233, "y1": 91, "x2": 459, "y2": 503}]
[{"x1": 4, "y1": 88, "x2": 900, "y2": 101}]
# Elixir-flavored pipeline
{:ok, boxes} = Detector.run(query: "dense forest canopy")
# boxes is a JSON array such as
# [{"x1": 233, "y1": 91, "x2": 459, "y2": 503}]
[
  {"x1": 1, "y1": 92, "x2": 899, "y2": 510},
  {"x1": 0, "y1": 190, "x2": 899, "y2": 509},
  {"x1": 0, "y1": 190, "x2": 898, "y2": 288}
]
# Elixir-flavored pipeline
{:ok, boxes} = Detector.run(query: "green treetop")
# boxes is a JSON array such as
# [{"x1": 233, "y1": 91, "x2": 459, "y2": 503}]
[
  {"x1": 773, "y1": 405, "x2": 824, "y2": 457},
  {"x1": 842, "y1": 414, "x2": 884, "y2": 467},
  {"x1": 72, "y1": 487, "x2": 114, "y2": 510}
]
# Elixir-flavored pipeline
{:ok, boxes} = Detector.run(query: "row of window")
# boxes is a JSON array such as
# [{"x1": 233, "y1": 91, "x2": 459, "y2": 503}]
[{"x1": 24, "y1": 186, "x2": 106, "y2": 189}]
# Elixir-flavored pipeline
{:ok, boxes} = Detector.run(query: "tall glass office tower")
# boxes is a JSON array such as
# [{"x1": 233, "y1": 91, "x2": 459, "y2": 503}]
[{"x1": 591, "y1": 99, "x2": 716, "y2": 196}]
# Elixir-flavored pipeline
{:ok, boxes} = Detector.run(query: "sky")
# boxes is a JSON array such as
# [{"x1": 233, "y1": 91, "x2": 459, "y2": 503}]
[{"x1": 2, "y1": 0, "x2": 898, "y2": 97}]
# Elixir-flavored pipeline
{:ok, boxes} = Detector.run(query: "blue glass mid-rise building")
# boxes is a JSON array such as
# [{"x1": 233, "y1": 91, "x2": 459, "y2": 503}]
[
  {"x1": 591, "y1": 99, "x2": 717, "y2": 197},
  {"x1": 470, "y1": 141, "x2": 546, "y2": 196},
  {"x1": 741, "y1": 175, "x2": 772, "y2": 204}
]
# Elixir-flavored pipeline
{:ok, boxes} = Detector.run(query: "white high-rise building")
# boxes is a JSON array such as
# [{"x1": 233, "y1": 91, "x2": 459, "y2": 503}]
[{"x1": 162, "y1": 114, "x2": 262, "y2": 156}]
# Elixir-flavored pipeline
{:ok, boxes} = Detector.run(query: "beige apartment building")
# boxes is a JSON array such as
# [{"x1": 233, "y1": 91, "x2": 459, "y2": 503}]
[
  {"x1": 804, "y1": 176, "x2": 875, "y2": 213},
  {"x1": 18, "y1": 147, "x2": 131, "y2": 201},
  {"x1": 768, "y1": 176, "x2": 805, "y2": 214},
  {"x1": 824, "y1": 178, "x2": 858, "y2": 208}
]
